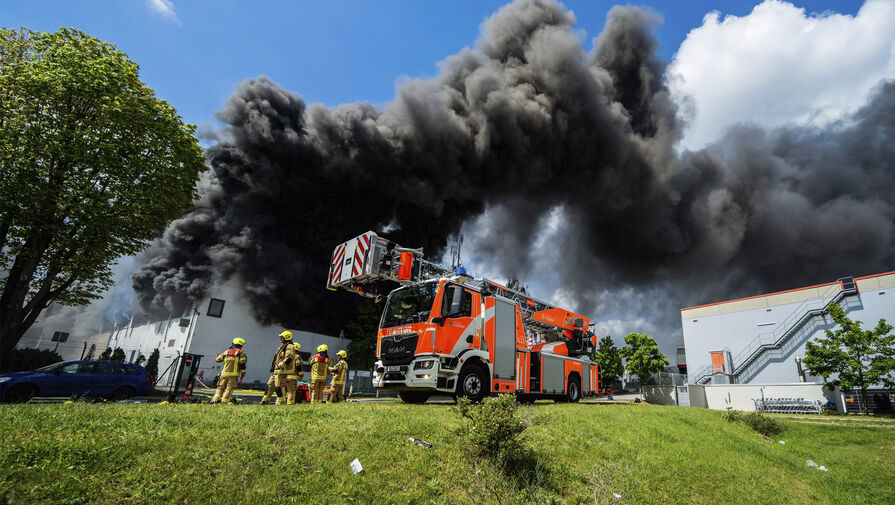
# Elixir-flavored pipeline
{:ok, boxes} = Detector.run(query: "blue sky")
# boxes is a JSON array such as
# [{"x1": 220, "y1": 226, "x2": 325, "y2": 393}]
[{"x1": 1, "y1": 0, "x2": 863, "y2": 131}]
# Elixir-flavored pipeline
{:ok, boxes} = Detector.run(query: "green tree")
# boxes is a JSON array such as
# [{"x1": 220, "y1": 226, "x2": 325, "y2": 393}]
[
  {"x1": 345, "y1": 299, "x2": 383, "y2": 370},
  {"x1": 98, "y1": 347, "x2": 112, "y2": 360},
  {"x1": 83, "y1": 343, "x2": 96, "y2": 360},
  {"x1": 591, "y1": 336, "x2": 624, "y2": 391},
  {"x1": 110, "y1": 347, "x2": 125, "y2": 362},
  {"x1": 144, "y1": 348, "x2": 160, "y2": 379},
  {"x1": 620, "y1": 332, "x2": 669, "y2": 397},
  {"x1": 804, "y1": 302, "x2": 895, "y2": 415},
  {"x1": 0, "y1": 28, "x2": 205, "y2": 367}
]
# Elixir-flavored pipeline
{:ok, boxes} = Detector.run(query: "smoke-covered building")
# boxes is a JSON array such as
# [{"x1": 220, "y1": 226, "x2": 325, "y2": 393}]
[
  {"x1": 682, "y1": 271, "x2": 895, "y2": 385},
  {"x1": 19, "y1": 282, "x2": 350, "y2": 386}
]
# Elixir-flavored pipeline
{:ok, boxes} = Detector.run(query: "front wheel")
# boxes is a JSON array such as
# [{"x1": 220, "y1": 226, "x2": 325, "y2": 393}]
[
  {"x1": 456, "y1": 364, "x2": 488, "y2": 403},
  {"x1": 399, "y1": 391, "x2": 431, "y2": 404},
  {"x1": 4, "y1": 384, "x2": 36, "y2": 403}
]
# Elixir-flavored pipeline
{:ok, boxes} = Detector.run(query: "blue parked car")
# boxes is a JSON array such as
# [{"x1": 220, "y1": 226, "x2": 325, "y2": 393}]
[{"x1": 0, "y1": 360, "x2": 154, "y2": 403}]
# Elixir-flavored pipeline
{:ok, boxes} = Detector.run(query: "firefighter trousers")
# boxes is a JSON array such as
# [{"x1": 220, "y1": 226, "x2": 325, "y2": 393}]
[
  {"x1": 310, "y1": 379, "x2": 326, "y2": 404},
  {"x1": 260, "y1": 375, "x2": 277, "y2": 404},
  {"x1": 212, "y1": 376, "x2": 238, "y2": 403},
  {"x1": 329, "y1": 382, "x2": 345, "y2": 403}
]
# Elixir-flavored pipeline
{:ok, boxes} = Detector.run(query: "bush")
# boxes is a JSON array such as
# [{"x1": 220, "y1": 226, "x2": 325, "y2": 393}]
[
  {"x1": 144, "y1": 348, "x2": 160, "y2": 380},
  {"x1": 724, "y1": 409, "x2": 785, "y2": 437},
  {"x1": 0, "y1": 348, "x2": 64, "y2": 372},
  {"x1": 454, "y1": 394, "x2": 532, "y2": 462}
]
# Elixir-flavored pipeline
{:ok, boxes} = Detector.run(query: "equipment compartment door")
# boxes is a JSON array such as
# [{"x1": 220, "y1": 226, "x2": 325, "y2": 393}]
[{"x1": 493, "y1": 297, "x2": 516, "y2": 379}]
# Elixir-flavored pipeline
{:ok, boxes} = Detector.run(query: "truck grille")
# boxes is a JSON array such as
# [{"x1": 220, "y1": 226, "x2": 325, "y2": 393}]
[{"x1": 379, "y1": 334, "x2": 418, "y2": 365}]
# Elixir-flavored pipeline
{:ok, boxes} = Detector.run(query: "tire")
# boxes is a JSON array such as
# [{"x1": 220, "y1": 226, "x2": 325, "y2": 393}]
[
  {"x1": 4, "y1": 384, "x2": 36, "y2": 403},
  {"x1": 566, "y1": 376, "x2": 581, "y2": 403},
  {"x1": 456, "y1": 364, "x2": 488, "y2": 403},
  {"x1": 399, "y1": 391, "x2": 432, "y2": 404},
  {"x1": 110, "y1": 386, "x2": 135, "y2": 401}
]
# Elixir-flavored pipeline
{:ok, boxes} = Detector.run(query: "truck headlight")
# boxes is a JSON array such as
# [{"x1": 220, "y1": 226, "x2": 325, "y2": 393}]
[{"x1": 413, "y1": 360, "x2": 435, "y2": 370}]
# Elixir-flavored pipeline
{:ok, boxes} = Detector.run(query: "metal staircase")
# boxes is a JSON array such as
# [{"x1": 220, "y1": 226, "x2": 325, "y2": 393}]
[{"x1": 689, "y1": 278, "x2": 858, "y2": 385}]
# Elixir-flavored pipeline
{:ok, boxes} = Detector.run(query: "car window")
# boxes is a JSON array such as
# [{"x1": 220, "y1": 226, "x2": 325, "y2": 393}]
[
  {"x1": 124, "y1": 366, "x2": 141, "y2": 375},
  {"x1": 60, "y1": 362, "x2": 93, "y2": 374},
  {"x1": 94, "y1": 363, "x2": 116, "y2": 374}
]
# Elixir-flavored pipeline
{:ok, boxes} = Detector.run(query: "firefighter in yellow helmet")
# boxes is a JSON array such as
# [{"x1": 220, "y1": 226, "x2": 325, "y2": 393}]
[
  {"x1": 308, "y1": 344, "x2": 333, "y2": 404},
  {"x1": 260, "y1": 331, "x2": 297, "y2": 405},
  {"x1": 211, "y1": 338, "x2": 247, "y2": 404},
  {"x1": 286, "y1": 341, "x2": 304, "y2": 402},
  {"x1": 328, "y1": 350, "x2": 349, "y2": 403}
]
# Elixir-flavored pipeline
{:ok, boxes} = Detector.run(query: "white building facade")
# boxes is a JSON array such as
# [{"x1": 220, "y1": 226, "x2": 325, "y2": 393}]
[
  {"x1": 20, "y1": 282, "x2": 351, "y2": 387},
  {"x1": 682, "y1": 271, "x2": 895, "y2": 385}
]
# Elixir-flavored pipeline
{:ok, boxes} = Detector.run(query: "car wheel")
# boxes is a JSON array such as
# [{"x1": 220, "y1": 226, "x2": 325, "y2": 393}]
[
  {"x1": 4, "y1": 384, "x2": 36, "y2": 403},
  {"x1": 456, "y1": 364, "x2": 488, "y2": 403},
  {"x1": 517, "y1": 394, "x2": 535, "y2": 404},
  {"x1": 111, "y1": 386, "x2": 135, "y2": 401},
  {"x1": 566, "y1": 376, "x2": 581, "y2": 403},
  {"x1": 399, "y1": 391, "x2": 431, "y2": 404}
]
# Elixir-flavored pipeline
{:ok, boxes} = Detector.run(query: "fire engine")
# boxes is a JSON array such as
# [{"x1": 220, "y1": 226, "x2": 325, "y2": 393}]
[{"x1": 326, "y1": 231, "x2": 603, "y2": 403}]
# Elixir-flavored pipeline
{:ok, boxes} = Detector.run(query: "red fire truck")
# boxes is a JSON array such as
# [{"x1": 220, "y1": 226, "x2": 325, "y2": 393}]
[{"x1": 327, "y1": 231, "x2": 603, "y2": 403}]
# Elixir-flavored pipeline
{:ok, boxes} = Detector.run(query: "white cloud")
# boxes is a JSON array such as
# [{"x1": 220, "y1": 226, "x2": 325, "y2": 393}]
[
  {"x1": 147, "y1": 0, "x2": 181, "y2": 25},
  {"x1": 668, "y1": 0, "x2": 895, "y2": 150}
]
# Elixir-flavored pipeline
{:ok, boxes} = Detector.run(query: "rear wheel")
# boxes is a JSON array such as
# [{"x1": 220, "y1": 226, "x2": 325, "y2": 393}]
[
  {"x1": 456, "y1": 364, "x2": 488, "y2": 403},
  {"x1": 399, "y1": 391, "x2": 431, "y2": 404},
  {"x1": 110, "y1": 386, "x2": 135, "y2": 401},
  {"x1": 566, "y1": 376, "x2": 581, "y2": 403},
  {"x1": 4, "y1": 384, "x2": 36, "y2": 403}
]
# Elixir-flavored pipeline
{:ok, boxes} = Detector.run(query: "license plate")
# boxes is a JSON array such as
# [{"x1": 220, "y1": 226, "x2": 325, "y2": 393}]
[{"x1": 386, "y1": 366, "x2": 401, "y2": 372}]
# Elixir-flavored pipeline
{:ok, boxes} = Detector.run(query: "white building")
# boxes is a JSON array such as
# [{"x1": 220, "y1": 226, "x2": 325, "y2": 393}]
[
  {"x1": 681, "y1": 271, "x2": 895, "y2": 385},
  {"x1": 19, "y1": 282, "x2": 351, "y2": 387}
]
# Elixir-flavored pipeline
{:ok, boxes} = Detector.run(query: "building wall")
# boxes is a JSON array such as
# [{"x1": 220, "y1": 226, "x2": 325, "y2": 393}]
[
  {"x1": 187, "y1": 283, "x2": 350, "y2": 385},
  {"x1": 681, "y1": 272, "x2": 895, "y2": 385},
  {"x1": 686, "y1": 383, "x2": 837, "y2": 412}
]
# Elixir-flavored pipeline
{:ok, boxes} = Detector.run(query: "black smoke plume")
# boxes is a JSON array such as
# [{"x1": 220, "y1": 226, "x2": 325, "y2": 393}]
[{"x1": 134, "y1": 0, "x2": 895, "y2": 343}]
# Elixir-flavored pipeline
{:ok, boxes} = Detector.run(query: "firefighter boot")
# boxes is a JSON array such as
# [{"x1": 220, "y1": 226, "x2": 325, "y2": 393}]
[
  {"x1": 259, "y1": 375, "x2": 276, "y2": 404},
  {"x1": 275, "y1": 386, "x2": 285, "y2": 405},
  {"x1": 285, "y1": 380, "x2": 298, "y2": 405},
  {"x1": 210, "y1": 383, "x2": 226, "y2": 403},
  {"x1": 310, "y1": 380, "x2": 326, "y2": 404}
]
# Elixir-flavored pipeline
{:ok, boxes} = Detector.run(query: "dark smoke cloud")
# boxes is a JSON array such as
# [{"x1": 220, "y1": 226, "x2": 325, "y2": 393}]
[{"x1": 134, "y1": 0, "x2": 895, "y2": 346}]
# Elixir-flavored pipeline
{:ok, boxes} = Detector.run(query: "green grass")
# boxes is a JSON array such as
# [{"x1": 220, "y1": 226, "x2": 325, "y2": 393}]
[{"x1": 1, "y1": 401, "x2": 893, "y2": 504}]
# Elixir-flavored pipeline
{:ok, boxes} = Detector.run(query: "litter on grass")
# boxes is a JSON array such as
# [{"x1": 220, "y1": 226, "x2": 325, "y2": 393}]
[
  {"x1": 409, "y1": 437, "x2": 433, "y2": 448},
  {"x1": 806, "y1": 460, "x2": 829, "y2": 472},
  {"x1": 779, "y1": 441, "x2": 786, "y2": 444},
  {"x1": 613, "y1": 493, "x2": 622, "y2": 499},
  {"x1": 350, "y1": 458, "x2": 363, "y2": 474}
]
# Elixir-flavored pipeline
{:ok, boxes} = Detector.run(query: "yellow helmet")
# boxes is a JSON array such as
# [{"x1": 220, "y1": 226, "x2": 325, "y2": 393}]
[
  {"x1": 316, "y1": 344, "x2": 328, "y2": 353},
  {"x1": 279, "y1": 330, "x2": 293, "y2": 340},
  {"x1": 232, "y1": 337, "x2": 246, "y2": 346},
  {"x1": 293, "y1": 342, "x2": 301, "y2": 351},
  {"x1": 337, "y1": 350, "x2": 347, "y2": 358}
]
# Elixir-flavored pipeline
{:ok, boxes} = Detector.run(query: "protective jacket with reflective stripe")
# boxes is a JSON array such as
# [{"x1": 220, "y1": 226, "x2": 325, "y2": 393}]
[
  {"x1": 272, "y1": 343, "x2": 296, "y2": 375},
  {"x1": 309, "y1": 354, "x2": 333, "y2": 381},
  {"x1": 329, "y1": 359, "x2": 348, "y2": 384},
  {"x1": 216, "y1": 347, "x2": 247, "y2": 377}
]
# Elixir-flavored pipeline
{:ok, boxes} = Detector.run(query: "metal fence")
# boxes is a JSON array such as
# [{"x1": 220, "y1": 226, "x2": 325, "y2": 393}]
[{"x1": 754, "y1": 397, "x2": 823, "y2": 414}]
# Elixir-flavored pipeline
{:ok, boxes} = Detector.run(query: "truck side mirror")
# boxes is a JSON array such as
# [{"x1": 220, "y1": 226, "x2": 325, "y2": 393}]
[{"x1": 431, "y1": 316, "x2": 445, "y2": 326}]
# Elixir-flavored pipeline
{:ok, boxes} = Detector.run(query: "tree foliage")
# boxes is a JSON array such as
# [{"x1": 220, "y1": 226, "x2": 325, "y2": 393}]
[
  {"x1": 0, "y1": 347, "x2": 62, "y2": 373},
  {"x1": 804, "y1": 302, "x2": 895, "y2": 414},
  {"x1": 144, "y1": 348, "x2": 160, "y2": 379},
  {"x1": 110, "y1": 347, "x2": 125, "y2": 362},
  {"x1": 0, "y1": 27, "x2": 205, "y2": 365},
  {"x1": 591, "y1": 336, "x2": 624, "y2": 390},
  {"x1": 345, "y1": 298, "x2": 383, "y2": 370},
  {"x1": 620, "y1": 332, "x2": 669, "y2": 395},
  {"x1": 98, "y1": 347, "x2": 112, "y2": 360},
  {"x1": 83, "y1": 343, "x2": 96, "y2": 360}
]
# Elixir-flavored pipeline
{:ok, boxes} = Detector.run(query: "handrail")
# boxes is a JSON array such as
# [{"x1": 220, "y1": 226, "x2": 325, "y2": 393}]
[{"x1": 688, "y1": 279, "x2": 856, "y2": 384}]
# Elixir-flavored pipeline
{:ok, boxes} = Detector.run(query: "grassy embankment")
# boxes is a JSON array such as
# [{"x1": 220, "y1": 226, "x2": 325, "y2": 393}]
[{"x1": 1, "y1": 401, "x2": 893, "y2": 504}]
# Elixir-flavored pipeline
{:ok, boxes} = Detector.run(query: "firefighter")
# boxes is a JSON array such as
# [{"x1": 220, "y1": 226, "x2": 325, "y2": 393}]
[
  {"x1": 286, "y1": 341, "x2": 304, "y2": 404},
  {"x1": 210, "y1": 338, "x2": 247, "y2": 404},
  {"x1": 328, "y1": 350, "x2": 348, "y2": 403},
  {"x1": 308, "y1": 344, "x2": 333, "y2": 404},
  {"x1": 260, "y1": 331, "x2": 297, "y2": 405}
]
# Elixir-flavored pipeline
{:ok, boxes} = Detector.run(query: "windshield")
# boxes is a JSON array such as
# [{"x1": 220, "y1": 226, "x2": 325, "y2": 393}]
[
  {"x1": 381, "y1": 282, "x2": 439, "y2": 328},
  {"x1": 34, "y1": 362, "x2": 67, "y2": 372}
]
